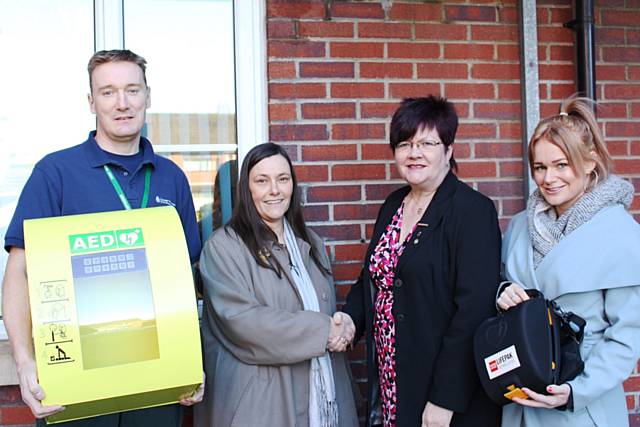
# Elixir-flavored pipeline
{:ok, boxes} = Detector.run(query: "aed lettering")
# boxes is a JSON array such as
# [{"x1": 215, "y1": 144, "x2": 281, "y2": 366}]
[
  {"x1": 71, "y1": 232, "x2": 117, "y2": 252},
  {"x1": 68, "y1": 228, "x2": 144, "y2": 254}
]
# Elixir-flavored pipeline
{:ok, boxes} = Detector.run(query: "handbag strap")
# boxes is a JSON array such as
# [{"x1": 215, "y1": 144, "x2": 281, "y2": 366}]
[
  {"x1": 496, "y1": 284, "x2": 544, "y2": 315},
  {"x1": 525, "y1": 289, "x2": 543, "y2": 299},
  {"x1": 548, "y1": 299, "x2": 586, "y2": 343},
  {"x1": 497, "y1": 286, "x2": 586, "y2": 343}
]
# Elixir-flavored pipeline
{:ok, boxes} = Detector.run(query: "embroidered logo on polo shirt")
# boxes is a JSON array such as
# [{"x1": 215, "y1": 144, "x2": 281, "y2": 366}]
[{"x1": 155, "y1": 196, "x2": 176, "y2": 207}]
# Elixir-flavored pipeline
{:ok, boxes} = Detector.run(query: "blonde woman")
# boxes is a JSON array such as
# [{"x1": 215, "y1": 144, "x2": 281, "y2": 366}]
[{"x1": 498, "y1": 97, "x2": 640, "y2": 427}]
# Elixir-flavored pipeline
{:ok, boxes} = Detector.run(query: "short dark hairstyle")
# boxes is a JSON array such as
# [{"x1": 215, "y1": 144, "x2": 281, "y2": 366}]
[
  {"x1": 227, "y1": 143, "x2": 330, "y2": 277},
  {"x1": 87, "y1": 49, "x2": 147, "y2": 93},
  {"x1": 389, "y1": 95, "x2": 458, "y2": 170}
]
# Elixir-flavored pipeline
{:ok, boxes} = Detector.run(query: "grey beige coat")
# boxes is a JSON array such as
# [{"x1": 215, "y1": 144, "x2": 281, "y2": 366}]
[{"x1": 194, "y1": 227, "x2": 358, "y2": 427}]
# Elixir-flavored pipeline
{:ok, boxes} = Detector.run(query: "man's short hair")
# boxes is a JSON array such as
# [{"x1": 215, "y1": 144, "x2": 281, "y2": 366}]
[{"x1": 87, "y1": 49, "x2": 147, "y2": 93}]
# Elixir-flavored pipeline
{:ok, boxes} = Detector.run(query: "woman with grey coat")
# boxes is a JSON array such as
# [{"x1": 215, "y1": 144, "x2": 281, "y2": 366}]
[
  {"x1": 194, "y1": 143, "x2": 358, "y2": 427},
  {"x1": 497, "y1": 97, "x2": 640, "y2": 427}
]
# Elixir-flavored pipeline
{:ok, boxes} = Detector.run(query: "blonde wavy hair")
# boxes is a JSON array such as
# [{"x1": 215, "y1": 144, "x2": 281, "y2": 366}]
[{"x1": 528, "y1": 96, "x2": 613, "y2": 189}]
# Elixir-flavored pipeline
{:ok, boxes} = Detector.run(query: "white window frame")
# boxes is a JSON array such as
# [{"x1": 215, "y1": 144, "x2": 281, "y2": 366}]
[
  {"x1": 233, "y1": 0, "x2": 268, "y2": 165},
  {"x1": 94, "y1": 0, "x2": 124, "y2": 50}
]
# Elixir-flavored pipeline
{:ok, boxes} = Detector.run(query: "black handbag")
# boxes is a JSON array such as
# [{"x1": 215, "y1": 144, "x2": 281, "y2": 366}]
[{"x1": 473, "y1": 288, "x2": 586, "y2": 405}]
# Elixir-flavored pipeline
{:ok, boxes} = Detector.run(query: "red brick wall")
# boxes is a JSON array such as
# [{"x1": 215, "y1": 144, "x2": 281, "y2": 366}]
[
  {"x1": 0, "y1": 386, "x2": 35, "y2": 426},
  {"x1": 597, "y1": 1, "x2": 640, "y2": 422},
  {"x1": 267, "y1": 0, "x2": 640, "y2": 424}
]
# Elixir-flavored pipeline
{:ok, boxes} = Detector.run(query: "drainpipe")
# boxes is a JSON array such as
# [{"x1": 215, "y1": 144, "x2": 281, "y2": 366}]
[
  {"x1": 565, "y1": 0, "x2": 596, "y2": 101},
  {"x1": 519, "y1": 0, "x2": 540, "y2": 196}
]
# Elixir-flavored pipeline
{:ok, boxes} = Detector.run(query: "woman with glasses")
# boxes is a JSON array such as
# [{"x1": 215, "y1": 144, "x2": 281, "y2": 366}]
[
  {"x1": 497, "y1": 97, "x2": 640, "y2": 427},
  {"x1": 342, "y1": 96, "x2": 502, "y2": 426}
]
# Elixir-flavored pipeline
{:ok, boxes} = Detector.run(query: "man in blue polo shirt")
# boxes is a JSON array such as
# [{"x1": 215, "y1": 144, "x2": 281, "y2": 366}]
[{"x1": 2, "y1": 50, "x2": 203, "y2": 426}]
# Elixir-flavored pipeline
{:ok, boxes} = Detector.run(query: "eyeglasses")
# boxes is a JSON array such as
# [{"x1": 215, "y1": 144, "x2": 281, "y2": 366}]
[{"x1": 395, "y1": 140, "x2": 443, "y2": 152}]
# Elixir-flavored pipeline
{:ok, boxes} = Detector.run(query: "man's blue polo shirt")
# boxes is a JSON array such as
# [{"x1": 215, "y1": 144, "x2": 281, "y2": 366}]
[{"x1": 5, "y1": 131, "x2": 201, "y2": 262}]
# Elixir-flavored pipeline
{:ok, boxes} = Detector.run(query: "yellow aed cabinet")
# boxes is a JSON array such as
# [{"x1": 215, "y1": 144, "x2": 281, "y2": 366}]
[{"x1": 24, "y1": 206, "x2": 202, "y2": 424}]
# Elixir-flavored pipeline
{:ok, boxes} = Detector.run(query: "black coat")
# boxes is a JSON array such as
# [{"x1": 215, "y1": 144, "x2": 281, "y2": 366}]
[{"x1": 343, "y1": 172, "x2": 502, "y2": 427}]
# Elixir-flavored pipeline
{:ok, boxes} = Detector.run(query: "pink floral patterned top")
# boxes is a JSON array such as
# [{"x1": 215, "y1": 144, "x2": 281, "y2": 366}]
[{"x1": 368, "y1": 202, "x2": 416, "y2": 427}]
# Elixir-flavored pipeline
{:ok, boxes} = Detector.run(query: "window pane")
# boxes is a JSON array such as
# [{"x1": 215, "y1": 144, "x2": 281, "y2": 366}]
[
  {"x1": 0, "y1": 1, "x2": 94, "y2": 317},
  {"x1": 166, "y1": 152, "x2": 237, "y2": 238},
  {"x1": 124, "y1": 0, "x2": 238, "y2": 244}
]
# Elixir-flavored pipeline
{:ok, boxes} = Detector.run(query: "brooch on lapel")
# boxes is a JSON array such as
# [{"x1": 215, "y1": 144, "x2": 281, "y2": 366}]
[
  {"x1": 258, "y1": 247, "x2": 272, "y2": 264},
  {"x1": 413, "y1": 223, "x2": 429, "y2": 244}
]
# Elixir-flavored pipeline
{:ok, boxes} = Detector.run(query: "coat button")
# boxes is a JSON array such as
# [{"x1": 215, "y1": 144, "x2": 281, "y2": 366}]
[
  {"x1": 393, "y1": 278, "x2": 403, "y2": 288},
  {"x1": 123, "y1": 171, "x2": 129, "y2": 176},
  {"x1": 397, "y1": 314, "x2": 405, "y2": 322},
  {"x1": 321, "y1": 292, "x2": 328, "y2": 301}
]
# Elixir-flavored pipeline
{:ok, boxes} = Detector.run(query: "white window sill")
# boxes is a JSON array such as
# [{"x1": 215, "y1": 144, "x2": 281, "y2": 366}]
[
  {"x1": 0, "y1": 320, "x2": 18, "y2": 385},
  {"x1": 0, "y1": 337, "x2": 18, "y2": 386}
]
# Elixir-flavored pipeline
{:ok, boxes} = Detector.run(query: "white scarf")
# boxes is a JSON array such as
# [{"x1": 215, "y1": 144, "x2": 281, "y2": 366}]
[{"x1": 283, "y1": 220, "x2": 338, "y2": 427}]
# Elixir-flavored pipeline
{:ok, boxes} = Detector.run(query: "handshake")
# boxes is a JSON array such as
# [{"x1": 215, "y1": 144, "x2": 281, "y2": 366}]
[{"x1": 327, "y1": 312, "x2": 355, "y2": 352}]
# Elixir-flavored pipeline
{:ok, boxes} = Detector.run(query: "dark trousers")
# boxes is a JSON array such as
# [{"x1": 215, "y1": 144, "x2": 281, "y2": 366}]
[{"x1": 36, "y1": 404, "x2": 182, "y2": 427}]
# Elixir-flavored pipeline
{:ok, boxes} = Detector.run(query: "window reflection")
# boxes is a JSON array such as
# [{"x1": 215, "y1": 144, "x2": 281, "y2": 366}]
[
  {"x1": 0, "y1": 0, "x2": 94, "y2": 315},
  {"x1": 165, "y1": 151, "x2": 237, "y2": 239},
  {"x1": 124, "y1": 0, "x2": 238, "y2": 244},
  {"x1": 146, "y1": 113, "x2": 236, "y2": 146}
]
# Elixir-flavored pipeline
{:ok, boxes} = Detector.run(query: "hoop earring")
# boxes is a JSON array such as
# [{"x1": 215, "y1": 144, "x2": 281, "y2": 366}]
[{"x1": 590, "y1": 169, "x2": 599, "y2": 189}]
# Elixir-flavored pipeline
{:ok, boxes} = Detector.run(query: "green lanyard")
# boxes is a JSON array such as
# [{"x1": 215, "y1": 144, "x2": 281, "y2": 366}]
[{"x1": 103, "y1": 164, "x2": 151, "y2": 210}]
